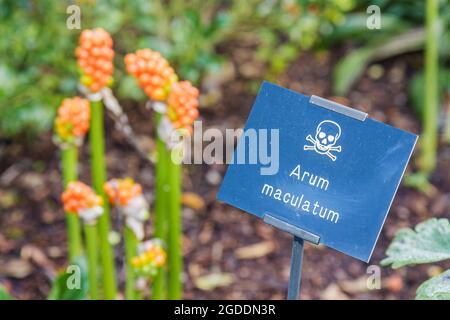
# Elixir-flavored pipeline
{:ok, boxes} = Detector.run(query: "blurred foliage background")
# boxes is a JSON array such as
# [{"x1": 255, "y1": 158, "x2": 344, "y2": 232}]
[
  {"x1": 1, "y1": 0, "x2": 355, "y2": 139},
  {"x1": 0, "y1": 0, "x2": 449, "y2": 144}
]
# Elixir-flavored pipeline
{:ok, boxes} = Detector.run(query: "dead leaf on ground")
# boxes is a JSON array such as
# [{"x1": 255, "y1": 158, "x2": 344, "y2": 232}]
[
  {"x1": 383, "y1": 274, "x2": 403, "y2": 293},
  {"x1": 0, "y1": 190, "x2": 18, "y2": 209},
  {"x1": 181, "y1": 192, "x2": 205, "y2": 211},
  {"x1": 47, "y1": 246, "x2": 64, "y2": 258},
  {"x1": 338, "y1": 276, "x2": 369, "y2": 294},
  {"x1": 21, "y1": 244, "x2": 55, "y2": 272},
  {"x1": 427, "y1": 265, "x2": 443, "y2": 277},
  {"x1": 188, "y1": 263, "x2": 204, "y2": 278},
  {"x1": 194, "y1": 272, "x2": 234, "y2": 291},
  {"x1": 198, "y1": 223, "x2": 213, "y2": 244},
  {"x1": 320, "y1": 283, "x2": 350, "y2": 300},
  {"x1": 235, "y1": 241, "x2": 275, "y2": 260},
  {"x1": 0, "y1": 234, "x2": 15, "y2": 253},
  {"x1": 0, "y1": 259, "x2": 33, "y2": 279},
  {"x1": 19, "y1": 172, "x2": 47, "y2": 194}
]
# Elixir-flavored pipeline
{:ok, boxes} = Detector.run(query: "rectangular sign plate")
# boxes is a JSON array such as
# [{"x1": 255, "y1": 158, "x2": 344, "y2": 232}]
[{"x1": 217, "y1": 81, "x2": 417, "y2": 262}]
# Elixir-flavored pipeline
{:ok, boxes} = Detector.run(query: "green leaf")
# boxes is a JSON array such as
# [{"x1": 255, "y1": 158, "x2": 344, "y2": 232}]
[
  {"x1": 194, "y1": 272, "x2": 234, "y2": 291},
  {"x1": 333, "y1": 47, "x2": 373, "y2": 96},
  {"x1": 409, "y1": 71, "x2": 426, "y2": 121},
  {"x1": 381, "y1": 218, "x2": 450, "y2": 269},
  {"x1": 0, "y1": 285, "x2": 14, "y2": 300},
  {"x1": 403, "y1": 172, "x2": 435, "y2": 196},
  {"x1": 117, "y1": 75, "x2": 146, "y2": 101},
  {"x1": 331, "y1": 13, "x2": 409, "y2": 42},
  {"x1": 409, "y1": 68, "x2": 450, "y2": 122},
  {"x1": 47, "y1": 256, "x2": 88, "y2": 300},
  {"x1": 416, "y1": 269, "x2": 450, "y2": 300},
  {"x1": 333, "y1": 28, "x2": 425, "y2": 95}
]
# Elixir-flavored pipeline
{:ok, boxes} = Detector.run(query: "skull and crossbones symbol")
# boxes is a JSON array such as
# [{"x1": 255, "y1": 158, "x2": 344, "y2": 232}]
[{"x1": 304, "y1": 120, "x2": 342, "y2": 161}]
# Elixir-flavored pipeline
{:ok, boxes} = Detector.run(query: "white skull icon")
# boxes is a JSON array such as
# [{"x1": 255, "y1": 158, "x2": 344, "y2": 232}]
[{"x1": 304, "y1": 120, "x2": 342, "y2": 161}]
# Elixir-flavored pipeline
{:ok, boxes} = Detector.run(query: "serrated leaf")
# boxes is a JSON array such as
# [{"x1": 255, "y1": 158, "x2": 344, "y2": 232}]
[
  {"x1": 381, "y1": 218, "x2": 450, "y2": 269},
  {"x1": 47, "y1": 256, "x2": 88, "y2": 300},
  {"x1": 416, "y1": 269, "x2": 450, "y2": 300}
]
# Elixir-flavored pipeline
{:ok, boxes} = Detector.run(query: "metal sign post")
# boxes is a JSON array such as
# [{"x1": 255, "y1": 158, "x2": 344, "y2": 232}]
[
  {"x1": 263, "y1": 214, "x2": 320, "y2": 300},
  {"x1": 287, "y1": 236, "x2": 304, "y2": 300}
]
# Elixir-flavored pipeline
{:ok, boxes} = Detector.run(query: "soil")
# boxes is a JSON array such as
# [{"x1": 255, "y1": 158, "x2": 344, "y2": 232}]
[{"x1": 0, "y1": 50, "x2": 449, "y2": 300}]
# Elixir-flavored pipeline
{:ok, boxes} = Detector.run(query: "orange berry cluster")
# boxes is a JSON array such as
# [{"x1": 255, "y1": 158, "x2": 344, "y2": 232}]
[
  {"x1": 54, "y1": 97, "x2": 90, "y2": 143},
  {"x1": 61, "y1": 181, "x2": 102, "y2": 214},
  {"x1": 75, "y1": 28, "x2": 114, "y2": 93},
  {"x1": 104, "y1": 178, "x2": 142, "y2": 207},
  {"x1": 131, "y1": 241, "x2": 166, "y2": 276},
  {"x1": 124, "y1": 49, "x2": 177, "y2": 101},
  {"x1": 167, "y1": 81, "x2": 199, "y2": 134}
]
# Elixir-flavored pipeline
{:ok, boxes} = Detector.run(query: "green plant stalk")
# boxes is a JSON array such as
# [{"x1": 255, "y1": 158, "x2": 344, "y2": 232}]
[
  {"x1": 84, "y1": 223, "x2": 99, "y2": 300},
  {"x1": 134, "y1": 290, "x2": 144, "y2": 300},
  {"x1": 61, "y1": 146, "x2": 83, "y2": 261},
  {"x1": 152, "y1": 113, "x2": 169, "y2": 300},
  {"x1": 420, "y1": 0, "x2": 439, "y2": 174},
  {"x1": 167, "y1": 152, "x2": 182, "y2": 299},
  {"x1": 124, "y1": 226, "x2": 138, "y2": 300},
  {"x1": 89, "y1": 99, "x2": 117, "y2": 299}
]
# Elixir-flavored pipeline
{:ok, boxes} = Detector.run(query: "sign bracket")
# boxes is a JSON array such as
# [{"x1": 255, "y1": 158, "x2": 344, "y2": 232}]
[
  {"x1": 309, "y1": 95, "x2": 368, "y2": 121},
  {"x1": 263, "y1": 213, "x2": 320, "y2": 300}
]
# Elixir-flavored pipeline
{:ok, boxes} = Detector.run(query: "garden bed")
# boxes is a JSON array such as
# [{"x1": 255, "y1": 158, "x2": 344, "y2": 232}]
[{"x1": 0, "y1": 50, "x2": 449, "y2": 300}]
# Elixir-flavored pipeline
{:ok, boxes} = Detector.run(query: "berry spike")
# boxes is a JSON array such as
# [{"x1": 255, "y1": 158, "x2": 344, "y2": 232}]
[
  {"x1": 76, "y1": 28, "x2": 114, "y2": 93},
  {"x1": 167, "y1": 81, "x2": 200, "y2": 135},
  {"x1": 54, "y1": 97, "x2": 90, "y2": 146},
  {"x1": 104, "y1": 178, "x2": 143, "y2": 207},
  {"x1": 131, "y1": 240, "x2": 167, "y2": 276},
  {"x1": 62, "y1": 181, "x2": 103, "y2": 214},
  {"x1": 124, "y1": 49, "x2": 177, "y2": 101},
  {"x1": 62, "y1": 180, "x2": 103, "y2": 299}
]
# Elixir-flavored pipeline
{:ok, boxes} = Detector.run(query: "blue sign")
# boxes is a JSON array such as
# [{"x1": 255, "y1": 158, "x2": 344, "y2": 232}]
[{"x1": 217, "y1": 81, "x2": 417, "y2": 262}]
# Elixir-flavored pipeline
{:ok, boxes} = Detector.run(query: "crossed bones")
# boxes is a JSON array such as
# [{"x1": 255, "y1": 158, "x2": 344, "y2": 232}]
[{"x1": 304, "y1": 134, "x2": 341, "y2": 161}]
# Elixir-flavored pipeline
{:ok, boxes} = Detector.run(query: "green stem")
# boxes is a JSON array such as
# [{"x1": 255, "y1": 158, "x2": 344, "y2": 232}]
[
  {"x1": 84, "y1": 223, "x2": 99, "y2": 300},
  {"x1": 134, "y1": 283, "x2": 144, "y2": 300},
  {"x1": 420, "y1": 0, "x2": 439, "y2": 174},
  {"x1": 89, "y1": 99, "x2": 117, "y2": 299},
  {"x1": 61, "y1": 146, "x2": 83, "y2": 261},
  {"x1": 167, "y1": 151, "x2": 182, "y2": 299},
  {"x1": 152, "y1": 113, "x2": 169, "y2": 300},
  {"x1": 124, "y1": 226, "x2": 138, "y2": 300}
]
